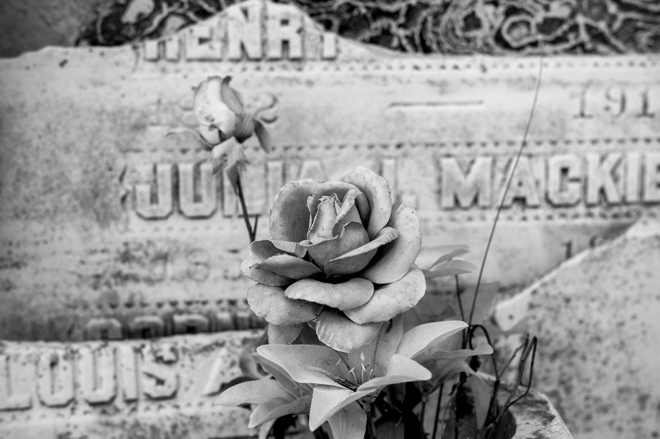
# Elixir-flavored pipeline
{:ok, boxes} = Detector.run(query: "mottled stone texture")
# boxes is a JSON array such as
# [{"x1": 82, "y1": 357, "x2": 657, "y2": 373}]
[
  {"x1": 0, "y1": 331, "x2": 262, "y2": 438},
  {"x1": 2, "y1": 0, "x2": 660, "y2": 58},
  {"x1": 495, "y1": 217, "x2": 660, "y2": 439}
]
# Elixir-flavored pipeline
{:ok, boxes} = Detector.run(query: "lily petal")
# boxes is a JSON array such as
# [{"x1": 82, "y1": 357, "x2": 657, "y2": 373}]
[
  {"x1": 395, "y1": 320, "x2": 468, "y2": 359},
  {"x1": 257, "y1": 344, "x2": 347, "y2": 387},
  {"x1": 285, "y1": 278, "x2": 374, "y2": 310},
  {"x1": 270, "y1": 179, "x2": 320, "y2": 242},
  {"x1": 247, "y1": 284, "x2": 322, "y2": 326},
  {"x1": 362, "y1": 204, "x2": 422, "y2": 284},
  {"x1": 341, "y1": 167, "x2": 392, "y2": 239},
  {"x1": 249, "y1": 395, "x2": 312, "y2": 428},
  {"x1": 215, "y1": 378, "x2": 291, "y2": 406},
  {"x1": 345, "y1": 314, "x2": 402, "y2": 378},
  {"x1": 309, "y1": 386, "x2": 374, "y2": 431},
  {"x1": 345, "y1": 267, "x2": 426, "y2": 324},
  {"x1": 357, "y1": 353, "x2": 431, "y2": 392},
  {"x1": 257, "y1": 254, "x2": 323, "y2": 279},
  {"x1": 268, "y1": 323, "x2": 304, "y2": 345},
  {"x1": 327, "y1": 402, "x2": 368, "y2": 439},
  {"x1": 316, "y1": 308, "x2": 383, "y2": 353},
  {"x1": 323, "y1": 226, "x2": 399, "y2": 277}
]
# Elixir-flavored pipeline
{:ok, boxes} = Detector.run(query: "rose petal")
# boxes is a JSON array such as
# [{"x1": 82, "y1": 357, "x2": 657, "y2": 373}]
[
  {"x1": 345, "y1": 268, "x2": 426, "y2": 324},
  {"x1": 270, "y1": 240, "x2": 307, "y2": 258},
  {"x1": 270, "y1": 179, "x2": 320, "y2": 242},
  {"x1": 257, "y1": 254, "x2": 323, "y2": 279},
  {"x1": 308, "y1": 195, "x2": 339, "y2": 243},
  {"x1": 194, "y1": 77, "x2": 237, "y2": 138},
  {"x1": 316, "y1": 308, "x2": 383, "y2": 353},
  {"x1": 285, "y1": 278, "x2": 374, "y2": 310},
  {"x1": 304, "y1": 222, "x2": 369, "y2": 268},
  {"x1": 324, "y1": 226, "x2": 399, "y2": 277},
  {"x1": 241, "y1": 252, "x2": 293, "y2": 287},
  {"x1": 307, "y1": 182, "x2": 370, "y2": 226},
  {"x1": 198, "y1": 123, "x2": 221, "y2": 145},
  {"x1": 341, "y1": 167, "x2": 392, "y2": 239},
  {"x1": 268, "y1": 323, "x2": 304, "y2": 345},
  {"x1": 362, "y1": 204, "x2": 422, "y2": 284},
  {"x1": 247, "y1": 284, "x2": 323, "y2": 326}
]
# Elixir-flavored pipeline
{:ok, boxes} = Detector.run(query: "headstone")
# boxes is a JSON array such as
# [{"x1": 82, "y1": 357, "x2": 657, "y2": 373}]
[
  {"x1": 0, "y1": 330, "x2": 261, "y2": 438},
  {"x1": 0, "y1": 0, "x2": 659, "y2": 342},
  {"x1": 494, "y1": 217, "x2": 660, "y2": 439}
]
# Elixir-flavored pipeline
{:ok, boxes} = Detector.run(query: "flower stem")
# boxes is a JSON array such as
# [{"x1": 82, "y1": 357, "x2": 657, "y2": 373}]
[{"x1": 235, "y1": 173, "x2": 256, "y2": 243}]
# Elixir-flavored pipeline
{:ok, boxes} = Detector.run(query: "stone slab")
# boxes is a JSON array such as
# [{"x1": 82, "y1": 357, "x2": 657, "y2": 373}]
[
  {"x1": 494, "y1": 217, "x2": 660, "y2": 439},
  {"x1": 0, "y1": 0, "x2": 659, "y2": 340},
  {"x1": 0, "y1": 331, "x2": 264, "y2": 438}
]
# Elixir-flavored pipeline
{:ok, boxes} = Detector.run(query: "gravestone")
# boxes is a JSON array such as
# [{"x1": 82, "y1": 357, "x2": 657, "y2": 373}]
[
  {"x1": 494, "y1": 217, "x2": 660, "y2": 439},
  {"x1": 1, "y1": 0, "x2": 658, "y2": 342},
  {"x1": 0, "y1": 330, "x2": 262, "y2": 438},
  {"x1": 0, "y1": 1, "x2": 659, "y2": 436}
]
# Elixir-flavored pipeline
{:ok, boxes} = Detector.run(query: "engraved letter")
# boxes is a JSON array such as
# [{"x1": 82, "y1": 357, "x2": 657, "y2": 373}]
[
  {"x1": 118, "y1": 345, "x2": 139, "y2": 402},
  {"x1": 586, "y1": 153, "x2": 622, "y2": 206},
  {"x1": 185, "y1": 25, "x2": 222, "y2": 60},
  {"x1": 266, "y1": 160, "x2": 284, "y2": 211},
  {"x1": 79, "y1": 346, "x2": 116, "y2": 404},
  {"x1": 128, "y1": 316, "x2": 166, "y2": 339},
  {"x1": 441, "y1": 157, "x2": 492, "y2": 209},
  {"x1": 178, "y1": 162, "x2": 217, "y2": 218},
  {"x1": 502, "y1": 156, "x2": 541, "y2": 208},
  {"x1": 625, "y1": 153, "x2": 641, "y2": 204},
  {"x1": 85, "y1": 318, "x2": 123, "y2": 340},
  {"x1": 547, "y1": 154, "x2": 581, "y2": 206},
  {"x1": 381, "y1": 158, "x2": 398, "y2": 203},
  {"x1": 135, "y1": 164, "x2": 174, "y2": 219},
  {"x1": 643, "y1": 152, "x2": 660, "y2": 203},
  {"x1": 227, "y1": 2, "x2": 263, "y2": 60},
  {"x1": 173, "y1": 314, "x2": 210, "y2": 334},
  {"x1": 0, "y1": 354, "x2": 32, "y2": 410},
  {"x1": 267, "y1": 3, "x2": 303, "y2": 60},
  {"x1": 37, "y1": 350, "x2": 75, "y2": 407},
  {"x1": 141, "y1": 345, "x2": 178, "y2": 400},
  {"x1": 202, "y1": 349, "x2": 234, "y2": 396}
]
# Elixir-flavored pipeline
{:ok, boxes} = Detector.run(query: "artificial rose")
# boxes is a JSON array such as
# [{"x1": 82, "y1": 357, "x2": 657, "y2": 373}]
[
  {"x1": 193, "y1": 76, "x2": 271, "y2": 151},
  {"x1": 241, "y1": 167, "x2": 425, "y2": 353}
]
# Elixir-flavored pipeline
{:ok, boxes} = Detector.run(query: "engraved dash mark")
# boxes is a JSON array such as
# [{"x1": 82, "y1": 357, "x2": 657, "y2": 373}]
[{"x1": 388, "y1": 100, "x2": 484, "y2": 109}]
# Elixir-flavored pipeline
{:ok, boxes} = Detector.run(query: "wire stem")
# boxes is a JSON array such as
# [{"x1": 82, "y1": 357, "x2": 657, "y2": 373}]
[{"x1": 235, "y1": 173, "x2": 256, "y2": 243}]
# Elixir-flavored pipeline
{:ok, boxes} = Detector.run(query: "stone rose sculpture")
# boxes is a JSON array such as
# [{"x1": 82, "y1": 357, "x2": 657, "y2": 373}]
[{"x1": 241, "y1": 167, "x2": 424, "y2": 353}]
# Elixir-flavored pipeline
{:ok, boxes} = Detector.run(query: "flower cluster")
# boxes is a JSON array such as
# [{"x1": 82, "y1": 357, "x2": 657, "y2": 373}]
[{"x1": 241, "y1": 167, "x2": 426, "y2": 353}]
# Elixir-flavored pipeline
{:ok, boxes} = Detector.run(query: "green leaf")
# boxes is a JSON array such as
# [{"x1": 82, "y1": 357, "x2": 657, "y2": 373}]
[
  {"x1": 214, "y1": 378, "x2": 290, "y2": 406},
  {"x1": 257, "y1": 345, "x2": 346, "y2": 387},
  {"x1": 468, "y1": 375, "x2": 493, "y2": 430},
  {"x1": 327, "y1": 402, "x2": 367, "y2": 439},
  {"x1": 416, "y1": 245, "x2": 470, "y2": 270},
  {"x1": 396, "y1": 321, "x2": 467, "y2": 359},
  {"x1": 423, "y1": 260, "x2": 477, "y2": 278},
  {"x1": 454, "y1": 283, "x2": 498, "y2": 325}
]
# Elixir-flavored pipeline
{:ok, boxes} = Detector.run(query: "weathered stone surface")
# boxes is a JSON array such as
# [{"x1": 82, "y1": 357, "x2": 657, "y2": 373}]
[
  {"x1": 0, "y1": 0, "x2": 659, "y2": 340},
  {"x1": 494, "y1": 217, "x2": 660, "y2": 439},
  {"x1": 0, "y1": 331, "x2": 262, "y2": 438}
]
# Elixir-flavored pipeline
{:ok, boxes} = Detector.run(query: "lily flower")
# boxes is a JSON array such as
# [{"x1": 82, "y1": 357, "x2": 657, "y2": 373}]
[{"x1": 256, "y1": 317, "x2": 469, "y2": 438}]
